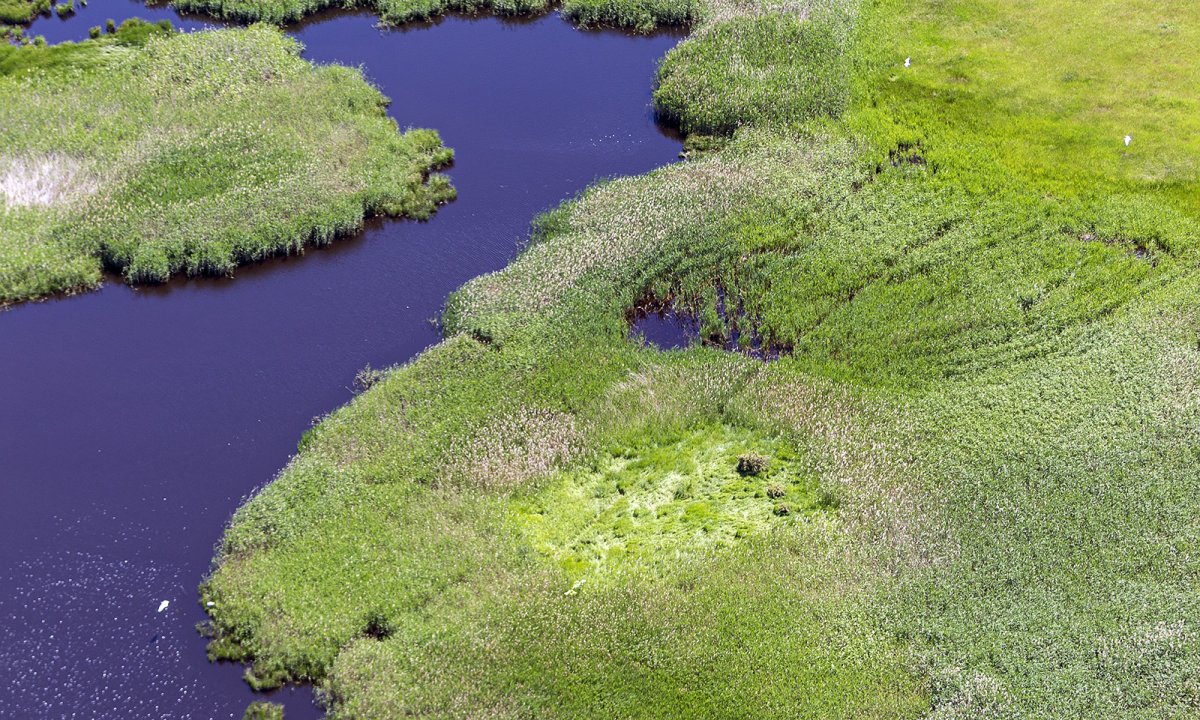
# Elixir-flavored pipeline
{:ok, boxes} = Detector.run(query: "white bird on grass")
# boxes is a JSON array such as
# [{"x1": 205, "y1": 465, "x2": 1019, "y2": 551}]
[
  {"x1": 904, "y1": 57, "x2": 911, "y2": 68},
  {"x1": 157, "y1": 600, "x2": 170, "y2": 613},
  {"x1": 1124, "y1": 135, "x2": 1132, "y2": 146}
]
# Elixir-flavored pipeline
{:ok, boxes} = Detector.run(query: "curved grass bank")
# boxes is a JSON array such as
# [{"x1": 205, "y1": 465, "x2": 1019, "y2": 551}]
[
  {"x1": 0, "y1": 22, "x2": 453, "y2": 306},
  {"x1": 196, "y1": 0, "x2": 1200, "y2": 717}
]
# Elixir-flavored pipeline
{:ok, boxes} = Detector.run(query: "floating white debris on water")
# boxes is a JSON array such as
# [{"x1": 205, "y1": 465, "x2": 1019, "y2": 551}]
[
  {"x1": 904, "y1": 57, "x2": 911, "y2": 68},
  {"x1": 1125, "y1": 135, "x2": 1132, "y2": 146},
  {"x1": 157, "y1": 600, "x2": 169, "y2": 613}
]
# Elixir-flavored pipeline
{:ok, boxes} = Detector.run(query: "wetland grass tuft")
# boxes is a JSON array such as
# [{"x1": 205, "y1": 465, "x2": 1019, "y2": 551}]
[
  {"x1": 655, "y1": 12, "x2": 849, "y2": 135},
  {"x1": 242, "y1": 701, "x2": 283, "y2": 720},
  {"x1": 0, "y1": 0, "x2": 47, "y2": 23}
]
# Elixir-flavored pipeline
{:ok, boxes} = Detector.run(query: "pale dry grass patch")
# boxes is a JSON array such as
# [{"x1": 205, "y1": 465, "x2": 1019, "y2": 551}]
[
  {"x1": 443, "y1": 409, "x2": 581, "y2": 491},
  {"x1": 729, "y1": 369, "x2": 950, "y2": 572},
  {"x1": 597, "y1": 355, "x2": 751, "y2": 428},
  {"x1": 925, "y1": 667, "x2": 1013, "y2": 720},
  {"x1": 0, "y1": 154, "x2": 97, "y2": 210},
  {"x1": 702, "y1": 0, "x2": 809, "y2": 26}
]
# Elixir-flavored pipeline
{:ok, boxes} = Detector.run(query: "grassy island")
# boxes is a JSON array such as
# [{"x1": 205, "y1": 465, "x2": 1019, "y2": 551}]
[
  {"x1": 189, "y1": 0, "x2": 1200, "y2": 717},
  {"x1": 0, "y1": 22, "x2": 453, "y2": 306}
]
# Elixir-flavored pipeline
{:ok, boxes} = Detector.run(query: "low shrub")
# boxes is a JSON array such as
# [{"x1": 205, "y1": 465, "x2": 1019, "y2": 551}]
[
  {"x1": 242, "y1": 701, "x2": 283, "y2": 720},
  {"x1": 655, "y1": 13, "x2": 849, "y2": 134},
  {"x1": 737, "y1": 451, "x2": 769, "y2": 476}
]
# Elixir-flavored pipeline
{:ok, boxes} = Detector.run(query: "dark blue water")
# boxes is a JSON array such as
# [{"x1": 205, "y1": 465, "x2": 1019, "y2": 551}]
[
  {"x1": 1, "y1": 6, "x2": 681, "y2": 717},
  {"x1": 629, "y1": 308, "x2": 697, "y2": 350},
  {"x1": 629, "y1": 292, "x2": 788, "y2": 359}
]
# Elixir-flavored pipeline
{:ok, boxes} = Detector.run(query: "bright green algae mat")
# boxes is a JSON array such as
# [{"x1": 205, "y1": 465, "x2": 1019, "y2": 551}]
[
  {"x1": 513, "y1": 425, "x2": 832, "y2": 577},
  {"x1": 0, "y1": 22, "x2": 453, "y2": 306},
  {"x1": 193, "y1": 0, "x2": 1200, "y2": 717}
]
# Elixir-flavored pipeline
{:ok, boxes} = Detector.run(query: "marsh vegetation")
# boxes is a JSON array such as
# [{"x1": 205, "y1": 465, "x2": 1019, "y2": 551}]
[
  {"x1": 193, "y1": 0, "x2": 1200, "y2": 716},
  {"x1": 0, "y1": 0, "x2": 47, "y2": 24},
  {"x1": 0, "y1": 22, "x2": 453, "y2": 305},
  {"x1": 6, "y1": 0, "x2": 1198, "y2": 715}
]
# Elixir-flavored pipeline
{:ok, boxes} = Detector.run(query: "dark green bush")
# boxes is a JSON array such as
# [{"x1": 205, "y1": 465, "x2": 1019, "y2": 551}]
[{"x1": 737, "y1": 451, "x2": 770, "y2": 476}]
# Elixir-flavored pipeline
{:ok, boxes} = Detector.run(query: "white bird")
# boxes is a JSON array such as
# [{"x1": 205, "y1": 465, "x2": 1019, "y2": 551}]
[
  {"x1": 206, "y1": 601, "x2": 215, "y2": 608},
  {"x1": 157, "y1": 600, "x2": 170, "y2": 613},
  {"x1": 904, "y1": 57, "x2": 911, "y2": 68},
  {"x1": 1124, "y1": 135, "x2": 1132, "y2": 146}
]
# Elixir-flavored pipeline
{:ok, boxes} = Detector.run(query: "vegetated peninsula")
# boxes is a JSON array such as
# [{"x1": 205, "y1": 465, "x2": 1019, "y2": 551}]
[
  {"x1": 198, "y1": 0, "x2": 1200, "y2": 717},
  {"x1": 0, "y1": 22, "x2": 453, "y2": 306}
]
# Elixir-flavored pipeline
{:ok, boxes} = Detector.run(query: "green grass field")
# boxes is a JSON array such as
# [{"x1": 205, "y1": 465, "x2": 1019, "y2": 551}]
[
  {"x1": 0, "y1": 22, "x2": 453, "y2": 306},
  {"x1": 188, "y1": 0, "x2": 1200, "y2": 717}
]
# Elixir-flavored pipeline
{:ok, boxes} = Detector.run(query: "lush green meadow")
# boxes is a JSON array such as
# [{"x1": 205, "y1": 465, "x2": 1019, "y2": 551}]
[
  {"x1": 189, "y1": 0, "x2": 1200, "y2": 717},
  {"x1": 0, "y1": 22, "x2": 453, "y2": 306}
]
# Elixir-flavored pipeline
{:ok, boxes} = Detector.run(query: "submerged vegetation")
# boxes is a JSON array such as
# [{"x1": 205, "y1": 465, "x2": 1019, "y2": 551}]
[
  {"x1": 0, "y1": 0, "x2": 1168, "y2": 714},
  {"x1": 0, "y1": 22, "x2": 453, "y2": 306}
]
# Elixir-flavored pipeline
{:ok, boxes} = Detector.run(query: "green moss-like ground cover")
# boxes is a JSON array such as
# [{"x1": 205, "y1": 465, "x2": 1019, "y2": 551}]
[
  {"x1": 0, "y1": 22, "x2": 453, "y2": 306},
  {"x1": 513, "y1": 425, "x2": 829, "y2": 577},
  {"x1": 199, "y1": 0, "x2": 1200, "y2": 717}
]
